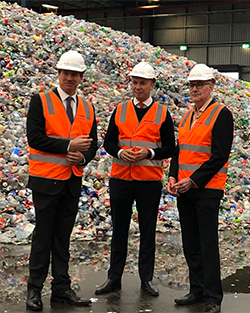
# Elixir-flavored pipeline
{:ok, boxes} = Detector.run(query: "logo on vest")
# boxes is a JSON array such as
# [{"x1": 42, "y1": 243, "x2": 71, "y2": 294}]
[
  {"x1": 194, "y1": 122, "x2": 204, "y2": 127},
  {"x1": 143, "y1": 119, "x2": 154, "y2": 125},
  {"x1": 77, "y1": 114, "x2": 86, "y2": 121}
]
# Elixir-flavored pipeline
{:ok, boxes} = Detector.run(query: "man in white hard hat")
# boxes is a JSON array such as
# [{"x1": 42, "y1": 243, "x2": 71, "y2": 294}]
[
  {"x1": 95, "y1": 62, "x2": 175, "y2": 296},
  {"x1": 26, "y1": 50, "x2": 97, "y2": 310},
  {"x1": 168, "y1": 64, "x2": 233, "y2": 313}
]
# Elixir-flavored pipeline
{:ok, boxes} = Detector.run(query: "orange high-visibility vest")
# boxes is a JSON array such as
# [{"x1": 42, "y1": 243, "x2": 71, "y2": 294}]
[
  {"x1": 29, "y1": 90, "x2": 94, "y2": 180},
  {"x1": 178, "y1": 102, "x2": 228, "y2": 190},
  {"x1": 110, "y1": 100, "x2": 167, "y2": 181}
]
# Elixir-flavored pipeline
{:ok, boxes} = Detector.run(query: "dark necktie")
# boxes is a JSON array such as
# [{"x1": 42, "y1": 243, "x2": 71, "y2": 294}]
[{"x1": 66, "y1": 96, "x2": 73, "y2": 124}]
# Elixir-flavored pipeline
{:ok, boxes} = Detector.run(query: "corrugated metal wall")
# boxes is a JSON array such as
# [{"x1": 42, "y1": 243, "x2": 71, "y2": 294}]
[
  {"x1": 89, "y1": 12, "x2": 143, "y2": 37},
  {"x1": 84, "y1": 2, "x2": 250, "y2": 81},
  {"x1": 152, "y1": 2, "x2": 250, "y2": 81}
]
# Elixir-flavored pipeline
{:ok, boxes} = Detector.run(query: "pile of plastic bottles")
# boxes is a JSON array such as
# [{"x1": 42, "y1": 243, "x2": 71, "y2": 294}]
[{"x1": 0, "y1": 0, "x2": 250, "y2": 247}]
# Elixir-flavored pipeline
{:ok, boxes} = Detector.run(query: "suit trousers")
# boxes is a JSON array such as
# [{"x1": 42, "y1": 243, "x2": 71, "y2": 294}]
[
  {"x1": 177, "y1": 194, "x2": 223, "y2": 305},
  {"x1": 108, "y1": 178, "x2": 162, "y2": 282},
  {"x1": 28, "y1": 182, "x2": 79, "y2": 294}
]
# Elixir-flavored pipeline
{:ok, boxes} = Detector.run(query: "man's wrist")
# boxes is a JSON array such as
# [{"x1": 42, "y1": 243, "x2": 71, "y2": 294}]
[
  {"x1": 67, "y1": 141, "x2": 71, "y2": 152},
  {"x1": 78, "y1": 154, "x2": 85, "y2": 166},
  {"x1": 168, "y1": 176, "x2": 176, "y2": 182},
  {"x1": 190, "y1": 178, "x2": 197, "y2": 187},
  {"x1": 118, "y1": 149, "x2": 123, "y2": 159}
]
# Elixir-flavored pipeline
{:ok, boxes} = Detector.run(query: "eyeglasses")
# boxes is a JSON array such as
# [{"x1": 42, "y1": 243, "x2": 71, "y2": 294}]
[{"x1": 189, "y1": 82, "x2": 212, "y2": 89}]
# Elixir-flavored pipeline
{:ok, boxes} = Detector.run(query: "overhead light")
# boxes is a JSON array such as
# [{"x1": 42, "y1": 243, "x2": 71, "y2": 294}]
[
  {"x1": 139, "y1": 5, "x2": 160, "y2": 9},
  {"x1": 42, "y1": 4, "x2": 58, "y2": 10},
  {"x1": 180, "y1": 45, "x2": 187, "y2": 51},
  {"x1": 242, "y1": 43, "x2": 250, "y2": 49}
]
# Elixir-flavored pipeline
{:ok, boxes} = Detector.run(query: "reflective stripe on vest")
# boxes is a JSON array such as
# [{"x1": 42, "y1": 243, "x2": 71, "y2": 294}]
[
  {"x1": 44, "y1": 92, "x2": 91, "y2": 120},
  {"x1": 180, "y1": 110, "x2": 192, "y2": 127},
  {"x1": 179, "y1": 163, "x2": 228, "y2": 174},
  {"x1": 110, "y1": 100, "x2": 166, "y2": 181},
  {"x1": 179, "y1": 143, "x2": 211, "y2": 154},
  {"x1": 29, "y1": 153, "x2": 69, "y2": 166},
  {"x1": 118, "y1": 139, "x2": 162, "y2": 149},
  {"x1": 113, "y1": 158, "x2": 162, "y2": 167},
  {"x1": 29, "y1": 90, "x2": 94, "y2": 180},
  {"x1": 178, "y1": 102, "x2": 228, "y2": 190}
]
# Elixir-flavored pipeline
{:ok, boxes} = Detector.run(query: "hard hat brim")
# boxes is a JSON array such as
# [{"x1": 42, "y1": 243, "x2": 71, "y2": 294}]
[
  {"x1": 188, "y1": 76, "x2": 215, "y2": 81},
  {"x1": 56, "y1": 65, "x2": 86, "y2": 72},
  {"x1": 128, "y1": 73, "x2": 156, "y2": 79}
]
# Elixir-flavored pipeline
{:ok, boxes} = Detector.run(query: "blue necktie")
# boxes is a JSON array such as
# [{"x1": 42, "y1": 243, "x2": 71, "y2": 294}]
[{"x1": 66, "y1": 96, "x2": 73, "y2": 124}]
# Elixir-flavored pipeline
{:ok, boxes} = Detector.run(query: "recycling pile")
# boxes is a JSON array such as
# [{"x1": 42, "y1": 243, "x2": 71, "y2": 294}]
[{"x1": 0, "y1": 1, "x2": 250, "y2": 245}]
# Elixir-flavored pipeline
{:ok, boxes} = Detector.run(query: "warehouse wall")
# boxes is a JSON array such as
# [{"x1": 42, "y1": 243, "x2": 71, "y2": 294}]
[
  {"x1": 82, "y1": 2, "x2": 250, "y2": 81},
  {"x1": 151, "y1": 2, "x2": 250, "y2": 81},
  {"x1": 86, "y1": 11, "x2": 145, "y2": 40}
]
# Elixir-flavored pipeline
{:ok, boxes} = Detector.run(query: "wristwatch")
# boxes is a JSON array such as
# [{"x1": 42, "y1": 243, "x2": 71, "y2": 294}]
[{"x1": 147, "y1": 150, "x2": 152, "y2": 159}]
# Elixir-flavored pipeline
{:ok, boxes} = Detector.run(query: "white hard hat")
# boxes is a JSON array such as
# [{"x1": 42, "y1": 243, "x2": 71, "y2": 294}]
[
  {"x1": 188, "y1": 64, "x2": 215, "y2": 81},
  {"x1": 56, "y1": 50, "x2": 86, "y2": 72},
  {"x1": 129, "y1": 62, "x2": 156, "y2": 79}
]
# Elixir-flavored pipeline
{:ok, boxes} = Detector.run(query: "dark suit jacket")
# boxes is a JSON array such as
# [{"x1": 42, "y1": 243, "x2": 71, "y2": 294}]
[
  {"x1": 26, "y1": 88, "x2": 97, "y2": 196},
  {"x1": 169, "y1": 99, "x2": 234, "y2": 199}
]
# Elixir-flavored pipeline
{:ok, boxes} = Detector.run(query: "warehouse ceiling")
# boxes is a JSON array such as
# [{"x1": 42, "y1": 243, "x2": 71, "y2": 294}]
[{"x1": 7, "y1": 0, "x2": 250, "y2": 16}]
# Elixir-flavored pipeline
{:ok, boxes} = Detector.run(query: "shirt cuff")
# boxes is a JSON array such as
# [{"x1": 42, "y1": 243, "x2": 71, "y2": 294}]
[
  {"x1": 149, "y1": 148, "x2": 155, "y2": 159},
  {"x1": 190, "y1": 178, "x2": 197, "y2": 187},
  {"x1": 67, "y1": 142, "x2": 71, "y2": 152},
  {"x1": 78, "y1": 155, "x2": 86, "y2": 166},
  {"x1": 118, "y1": 149, "x2": 123, "y2": 159}
]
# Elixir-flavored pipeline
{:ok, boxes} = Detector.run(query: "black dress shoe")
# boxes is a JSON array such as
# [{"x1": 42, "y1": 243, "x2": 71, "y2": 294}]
[
  {"x1": 95, "y1": 279, "x2": 121, "y2": 295},
  {"x1": 203, "y1": 303, "x2": 221, "y2": 312},
  {"x1": 141, "y1": 281, "x2": 159, "y2": 297},
  {"x1": 26, "y1": 289, "x2": 43, "y2": 311},
  {"x1": 175, "y1": 293, "x2": 203, "y2": 305},
  {"x1": 50, "y1": 289, "x2": 91, "y2": 306}
]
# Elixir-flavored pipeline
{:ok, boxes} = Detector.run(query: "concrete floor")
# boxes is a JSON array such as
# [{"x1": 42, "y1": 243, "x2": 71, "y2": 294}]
[
  {"x1": 1, "y1": 232, "x2": 250, "y2": 313},
  {"x1": 1, "y1": 269, "x2": 250, "y2": 313}
]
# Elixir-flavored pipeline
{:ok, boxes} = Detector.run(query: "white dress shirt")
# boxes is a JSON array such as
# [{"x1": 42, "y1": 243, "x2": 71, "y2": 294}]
[
  {"x1": 133, "y1": 96, "x2": 153, "y2": 108},
  {"x1": 57, "y1": 86, "x2": 77, "y2": 118},
  {"x1": 118, "y1": 96, "x2": 155, "y2": 159}
]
